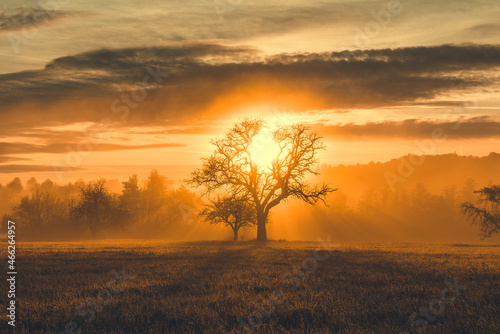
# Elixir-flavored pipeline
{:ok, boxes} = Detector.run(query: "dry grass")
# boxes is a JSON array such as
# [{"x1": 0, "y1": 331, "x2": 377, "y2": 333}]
[{"x1": 4, "y1": 240, "x2": 499, "y2": 333}]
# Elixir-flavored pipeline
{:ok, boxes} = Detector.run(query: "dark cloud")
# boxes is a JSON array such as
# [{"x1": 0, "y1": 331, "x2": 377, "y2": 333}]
[
  {"x1": 44, "y1": 44, "x2": 256, "y2": 71},
  {"x1": 0, "y1": 43, "x2": 257, "y2": 105},
  {"x1": 340, "y1": 44, "x2": 500, "y2": 70},
  {"x1": 0, "y1": 6, "x2": 69, "y2": 32},
  {"x1": 318, "y1": 116, "x2": 500, "y2": 139},
  {"x1": 0, "y1": 43, "x2": 499, "y2": 134}
]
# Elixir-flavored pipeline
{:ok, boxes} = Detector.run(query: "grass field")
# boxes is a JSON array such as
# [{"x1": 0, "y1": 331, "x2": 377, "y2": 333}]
[{"x1": 4, "y1": 240, "x2": 499, "y2": 333}]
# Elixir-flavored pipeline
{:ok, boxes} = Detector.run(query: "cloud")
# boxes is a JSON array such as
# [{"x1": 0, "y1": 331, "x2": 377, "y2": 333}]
[
  {"x1": 0, "y1": 142, "x2": 186, "y2": 156},
  {"x1": 461, "y1": 22, "x2": 500, "y2": 40},
  {"x1": 0, "y1": 6, "x2": 70, "y2": 32},
  {"x1": 125, "y1": 126, "x2": 217, "y2": 135},
  {"x1": 0, "y1": 156, "x2": 30, "y2": 164},
  {"x1": 0, "y1": 165, "x2": 84, "y2": 173},
  {"x1": 318, "y1": 116, "x2": 500, "y2": 139},
  {"x1": 0, "y1": 43, "x2": 256, "y2": 105},
  {"x1": 189, "y1": 1, "x2": 367, "y2": 40},
  {"x1": 102, "y1": 1, "x2": 375, "y2": 44},
  {"x1": 44, "y1": 44, "x2": 256, "y2": 71},
  {"x1": 0, "y1": 43, "x2": 499, "y2": 135}
]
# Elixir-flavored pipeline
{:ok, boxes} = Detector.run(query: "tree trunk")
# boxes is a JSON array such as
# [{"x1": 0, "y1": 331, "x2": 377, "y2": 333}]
[
  {"x1": 256, "y1": 210, "x2": 267, "y2": 242},
  {"x1": 233, "y1": 228, "x2": 238, "y2": 241}
]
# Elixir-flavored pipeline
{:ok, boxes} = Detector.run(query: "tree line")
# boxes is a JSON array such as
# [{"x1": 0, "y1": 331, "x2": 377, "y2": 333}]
[
  {"x1": 0, "y1": 171, "x2": 498, "y2": 241},
  {"x1": 1, "y1": 170, "x2": 202, "y2": 240},
  {"x1": 1, "y1": 119, "x2": 498, "y2": 241}
]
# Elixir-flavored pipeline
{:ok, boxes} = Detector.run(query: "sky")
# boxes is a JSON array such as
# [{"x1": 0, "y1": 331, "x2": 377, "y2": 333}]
[{"x1": 0, "y1": 0, "x2": 499, "y2": 184}]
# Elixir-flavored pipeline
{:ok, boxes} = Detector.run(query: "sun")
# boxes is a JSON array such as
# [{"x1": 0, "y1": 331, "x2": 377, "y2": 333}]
[{"x1": 248, "y1": 129, "x2": 280, "y2": 168}]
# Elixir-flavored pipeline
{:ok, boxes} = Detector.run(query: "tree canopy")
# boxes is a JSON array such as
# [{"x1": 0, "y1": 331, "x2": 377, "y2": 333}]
[
  {"x1": 461, "y1": 185, "x2": 500, "y2": 239},
  {"x1": 70, "y1": 180, "x2": 129, "y2": 238},
  {"x1": 190, "y1": 118, "x2": 335, "y2": 241},
  {"x1": 199, "y1": 195, "x2": 256, "y2": 240}
]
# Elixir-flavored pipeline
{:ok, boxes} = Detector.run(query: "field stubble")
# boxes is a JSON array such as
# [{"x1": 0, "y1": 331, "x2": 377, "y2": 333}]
[{"x1": 2, "y1": 240, "x2": 499, "y2": 333}]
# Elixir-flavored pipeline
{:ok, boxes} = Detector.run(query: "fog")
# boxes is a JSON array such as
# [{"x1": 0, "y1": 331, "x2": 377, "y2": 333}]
[{"x1": 2, "y1": 153, "x2": 500, "y2": 243}]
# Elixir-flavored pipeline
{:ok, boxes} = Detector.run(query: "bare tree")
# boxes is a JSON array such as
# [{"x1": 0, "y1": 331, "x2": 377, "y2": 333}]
[
  {"x1": 460, "y1": 185, "x2": 500, "y2": 239},
  {"x1": 199, "y1": 195, "x2": 256, "y2": 240},
  {"x1": 70, "y1": 180, "x2": 129, "y2": 238},
  {"x1": 12, "y1": 189, "x2": 68, "y2": 235},
  {"x1": 189, "y1": 119, "x2": 335, "y2": 241}
]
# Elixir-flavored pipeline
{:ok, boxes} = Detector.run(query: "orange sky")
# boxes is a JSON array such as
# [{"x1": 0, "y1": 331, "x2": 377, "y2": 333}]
[{"x1": 1, "y1": 0, "x2": 500, "y2": 185}]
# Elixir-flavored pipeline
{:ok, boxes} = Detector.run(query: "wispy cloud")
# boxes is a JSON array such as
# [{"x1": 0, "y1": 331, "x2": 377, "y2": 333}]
[
  {"x1": 0, "y1": 6, "x2": 70, "y2": 32},
  {"x1": 0, "y1": 156, "x2": 30, "y2": 163},
  {"x1": 0, "y1": 142, "x2": 185, "y2": 155},
  {"x1": 0, "y1": 164, "x2": 84, "y2": 173},
  {"x1": 318, "y1": 116, "x2": 500, "y2": 139}
]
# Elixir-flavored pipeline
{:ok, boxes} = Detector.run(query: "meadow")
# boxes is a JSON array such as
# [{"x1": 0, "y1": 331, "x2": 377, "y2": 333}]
[{"x1": 5, "y1": 240, "x2": 499, "y2": 333}]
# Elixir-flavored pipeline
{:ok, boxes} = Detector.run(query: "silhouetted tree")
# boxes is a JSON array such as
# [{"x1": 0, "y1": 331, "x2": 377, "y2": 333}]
[
  {"x1": 461, "y1": 177, "x2": 477, "y2": 202},
  {"x1": 165, "y1": 185, "x2": 201, "y2": 228},
  {"x1": 41, "y1": 179, "x2": 55, "y2": 190},
  {"x1": 70, "y1": 180, "x2": 129, "y2": 238},
  {"x1": 411, "y1": 183, "x2": 430, "y2": 209},
  {"x1": 190, "y1": 119, "x2": 334, "y2": 241},
  {"x1": 12, "y1": 189, "x2": 68, "y2": 236},
  {"x1": 460, "y1": 185, "x2": 500, "y2": 239},
  {"x1": 119, "y1": 174, "x2": 142, "y2": 218},
  {"x1": 26, "y1": 177, "x2": 38, "y2": 192},
  {"x1": 7, "y1": 177, "x2": 23, "y2": 193},
  {"x1": 199, "y1": 195, "x2": 256, "y2": 240},
  {"x1": 442, "y1": 185, "x2": 457, "y2": 207},
  {"x1": 144, "y1": 169, "x2": 170, "y2": 229}
]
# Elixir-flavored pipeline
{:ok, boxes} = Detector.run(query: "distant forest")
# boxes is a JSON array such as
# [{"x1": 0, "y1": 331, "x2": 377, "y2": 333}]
[
  {"x1": 2, "y1": 153, "x2": 500, "y2": 242},
  {"x1": 297, "y1": 152, "x2": 500, "y2": 242},
  {"x1": 1, "y1": 170, "x2": 203, "y2": 241}
]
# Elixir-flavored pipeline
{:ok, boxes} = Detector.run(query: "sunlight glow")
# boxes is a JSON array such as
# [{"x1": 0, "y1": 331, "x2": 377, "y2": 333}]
[{"x1": 248, "y1": 130, "x2": 280, "y2": 168}]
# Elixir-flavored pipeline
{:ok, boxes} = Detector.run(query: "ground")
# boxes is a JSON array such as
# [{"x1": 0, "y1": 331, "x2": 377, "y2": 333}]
[{"x1": 5, "y1": 240, "x2": 499, "y2": 333}]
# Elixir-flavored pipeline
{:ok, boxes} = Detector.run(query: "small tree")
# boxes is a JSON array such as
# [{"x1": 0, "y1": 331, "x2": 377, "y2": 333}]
[
  {"x1": 460, "y1": 185, "x2": 500, "y2": 239},
  {"x1": 70, "y1": 180, "x2": 129, "y2": 238},
  {"x1": 199, "y1": 195, "x2": 256, "y2": 240}
]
